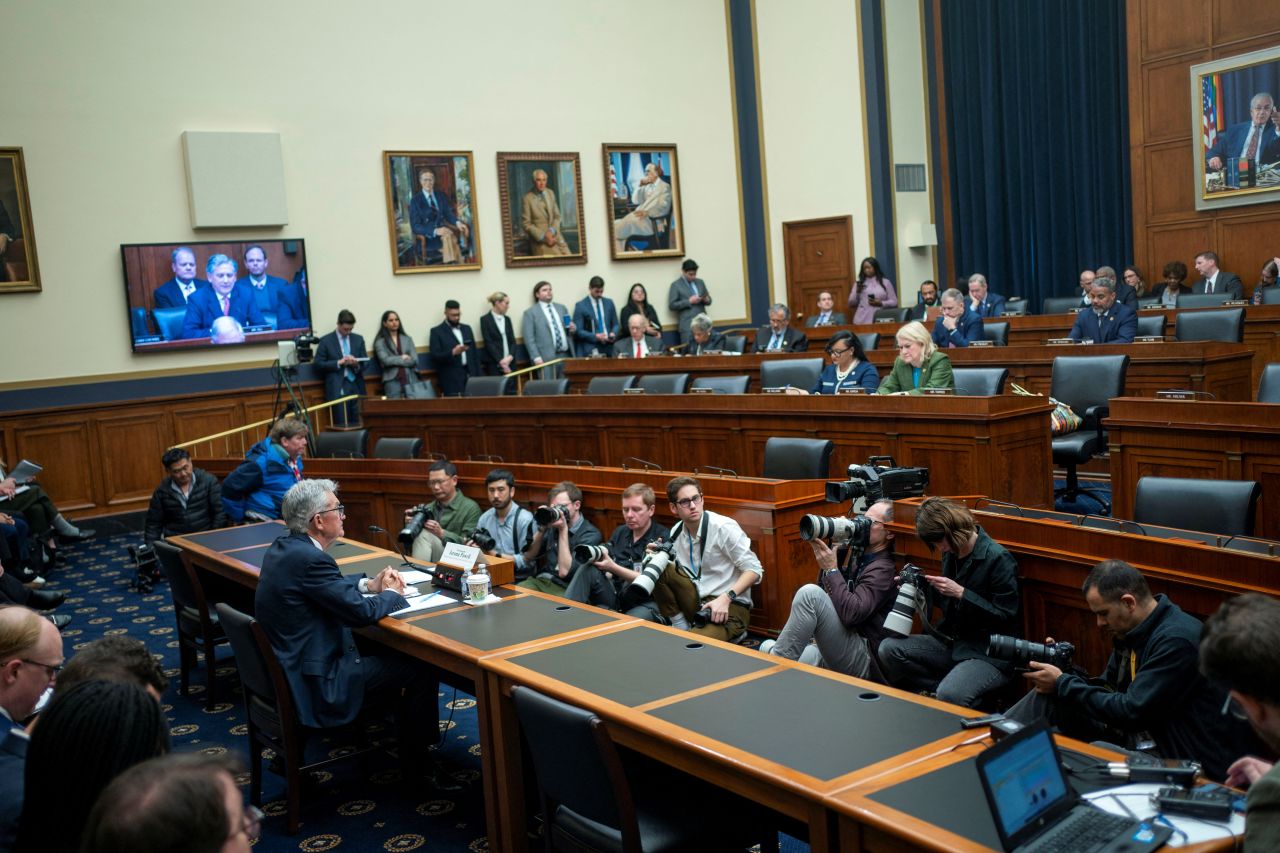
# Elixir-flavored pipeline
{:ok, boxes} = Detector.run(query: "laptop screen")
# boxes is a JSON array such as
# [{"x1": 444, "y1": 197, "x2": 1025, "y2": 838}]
[{"x1": 978, "y1": 726, "x2": 1071, "y2": 839}]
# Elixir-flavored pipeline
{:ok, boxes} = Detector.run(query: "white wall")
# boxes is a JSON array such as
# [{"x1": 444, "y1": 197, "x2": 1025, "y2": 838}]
[{"x1": 2, "y1": 0, "x2": 748, "y2": 387}]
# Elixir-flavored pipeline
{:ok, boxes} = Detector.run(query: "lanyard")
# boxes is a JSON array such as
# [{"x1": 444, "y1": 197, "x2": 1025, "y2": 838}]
[{"x1": 672, "y1": 515, "x2": 709, "y2": 579}]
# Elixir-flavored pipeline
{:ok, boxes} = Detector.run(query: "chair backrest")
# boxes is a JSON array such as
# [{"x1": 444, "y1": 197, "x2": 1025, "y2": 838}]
[
  {"x1": 1041, "y1": 296, "x2": 1081, "y2": 314},
  {"x1": 762, "y1": 436, "x2": 834, "y2": 479},
  {"x1": 152, "y1": 307, "x2": 188, "y2": 341},
  {"x1": 371, "y1": 436, "x2": 423, "y2": 459},
  {"x1": 1004, "y1": 297, "x2": 1029, "y2": 315},
  {"x1": 313, "y1": 429, "x2": 368, "y2": 459},
  {"x1": 1261, "y1": 287, "x2": 1280, "y2": 305},
  {"x1": 1135, "y1": 314, "x2": 1165, "y2": 337},
  {"x1": 952, "y1": 367, "x2": 1009, "y2": 396},
  {"x1": 586, "y1": 375, "x2": 637, "y2": 394},
  {"x1": 1133, "y1": 476, "x2": 1260, "y2": 537},
  {"x1": 873, "y1": 307, "x2": 910, "y2": 324},
  {"x1": 637, "y1": 373, "x2": 690, "y2": 394},
  {"x1": 723, "y1": 334, "x2": 748, "y2": 354},
  {"x1": 1175, "y1": 307, "x2": 1245, "y2": 343},
  {"x1": 464, "y1": 375, "x2": 512, "y2": 397},
  {"x1": 1176, "y1": 292, "x2": 1233, "y2": 309},
  {"x1": 759, "y1": 357, "x2": 824, "y2": 391},
  {"x1": 1258, "y1": 363, "x2": 1280, "y2": 403},
  {"x1": 1049, "y1": 354, "x2": 1129, "y2": 416},
  {"x1": 214, "y1": 603, "x2": 294, "y2": 726},
  {"x1": 689, "y1": 375, "x2": 750, "y2": 394},
  {"x1": 130, "y1": 307, "x2": 150, "y2": 338},
  {"x1": 153, "y1": 540, "x2": 207, "y2": 616},
  {"x1": 522, "y1": 378, "x2": 570, "y2": 396},
  {"x1": 982, "y1": 321, "x2": 1009, "y2": 346},
  {"x1": 856, "y1": 332, "x2": 880, "y2": 351}
]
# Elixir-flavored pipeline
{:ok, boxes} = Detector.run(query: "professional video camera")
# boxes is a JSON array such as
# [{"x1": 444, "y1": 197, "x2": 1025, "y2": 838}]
[
  {"x1": 534, "y1": 504, "x2": 568, "y2": 525},
  {"x1": 883, "y1": 564, "x2": 927, "y2": 636},
  {"x1": 987, "y1": 635, "x2": 1076, "y2": 671},
  {"x1": 574, "y1": 544, "x2": 609, "y2": 564},
  {"x1": 293, "y1": 332, "x2": 319, "y2": 364},
  {"x1": 798, "y1": 513, "x2": 875, "y2": 549},
  {"x1": 398, "y1": 503, "x2": 435, "y2": 547},
  {"x1": 471, "y1": 527, "x2": 496, "y2": 553},
  {"x1": 824, "y1": 456, "x2": 929, "y2": 506}
]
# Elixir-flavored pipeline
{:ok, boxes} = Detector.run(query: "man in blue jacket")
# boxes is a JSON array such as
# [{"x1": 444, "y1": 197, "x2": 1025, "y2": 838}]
[
  {"x1": 1068, "y1": 276, "x2": 1137, "y2": 344},
  {"x1": 572, "y1": 276, "x2": 619, "y2": 355},
  {"x1": 932, "y1": 288, "x2": 985, "y2": 347},
  {"x1": 966, "y1": 274, "x2": 1006, "y2": 318}
]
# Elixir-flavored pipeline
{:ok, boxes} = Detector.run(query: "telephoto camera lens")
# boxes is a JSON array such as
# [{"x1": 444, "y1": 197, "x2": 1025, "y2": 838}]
[
  {"x1": 534, "y1": 505, "x2": 567, "y2": 525},
  {"x1": 398, "y1": 504, "x2": 432, "y2": 547},
  {"x1": 574, "y1": 544, "x2": 608, "y2": 563},
  {"x1": 883, "y1": 566, "x2": 925, "y2": 637},
  {"x1": 471, "y1": 528, "x2": 496, "y2": 553},
  {"x1": 798, "y1": 514, "x2": 872, "y2": 547},
  {"x1": 987, "y1": 635, "x2": 1076, "y2": 669}
]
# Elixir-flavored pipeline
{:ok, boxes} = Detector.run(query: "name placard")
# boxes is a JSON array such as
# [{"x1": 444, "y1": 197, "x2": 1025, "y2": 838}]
[
  {"x1": 922, "y1": 387, "x2": 954, "y2": 396},
  {"x1": 1134, "y1": 335, "x2": 1165, "y2": 343},
  {"x1": 968, "y1": 339, "x2": 994, "y2": 348},
  {"x1": 622, "y1": 387, "x2": 646, "y2": 394},
  {"x1": 1155, "y1": 390, "x2": 1198, "y2": 401},
  {"x1": 437, "y1": 542, "x2": 480, "y2": 572},
  {"x1": 1046, "y1": 338, "x2": 1078, "y2": 345},
  {"x1": 836, "y1": 386, "x2": 867, "y2": 395}
]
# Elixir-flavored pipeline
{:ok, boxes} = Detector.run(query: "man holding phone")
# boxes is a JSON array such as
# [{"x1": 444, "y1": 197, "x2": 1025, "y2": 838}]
[{"x1": 428, "y1": 300, "x2": 479, "y2": 396}]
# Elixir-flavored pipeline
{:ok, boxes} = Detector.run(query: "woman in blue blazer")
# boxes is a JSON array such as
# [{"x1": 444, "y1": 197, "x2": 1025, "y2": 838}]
[{"x1": 787, "y1": 331, "x2": 879, "y2": 395}]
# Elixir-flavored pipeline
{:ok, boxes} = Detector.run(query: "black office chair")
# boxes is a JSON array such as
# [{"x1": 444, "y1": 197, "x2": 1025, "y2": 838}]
[
  {"x1": 722, "y1": 334, "x2": 748, "y2": 354},
  {"x1": 523, "y1": 378, "x2": 570, "y2": 396},
  {"x1": 511, "y1": 685, "x2": 775, "y2": 853},
  {"x1": 982, "y1": 322, "x2": 1009, "y2": 346},
  {"x1": 1042, "y1": 296, "x2": 1082, "y2": 314},
  {"x1": 312, "y1": 429, "x2": 368, "y2": 459},
  {"x1": 759, "y1": 357, "x2": 823, "y2": 391},
  {"x1": 1176, "y1": 292, "x2": 1234, "y2": 309},
  {"x1": 371, "y1": 436, "x2": 423, "y2": 459},
  {"x1": 689, "y1": 375, "x2": 751, "y2": 394},
  {"x1": 1004, "y1": 297, "x2": 1029, "y2": 315},
  {"x1": 1133, "y1": 476, "x2": 1261, "y2": 537},
  {"x1": 1258, "y1": 363, "x2": 1280, "y2": 403},
  {"x1": 1174, "y1": 307, "x2": 1245, "y2": 343},
  {"x1": 873, "y1": 307, "x2": 910, "y2": 324},
  {"x1": 637, "y1": 373, "x2": 690, "y2": 394},
  {"x1": 587, "y1": 375, "x2": 637, "y2": 394},
  {"x1": 1135, "y1": 315, "x2": 1165, "y2": 337},
  {"x1": 762, "y1": 437, "x2": 834, "y2": 479},
  {"x1": 130, "y1": 306, "x2": 150, "y2": 338},
  {"x1": 856, "y1": 332, "x2": 880, "y2": 351},
  {"x1": 153, "y1": 541, "x2": 231, "y2": 710},
  {"x1": 465, "y1": 375, "x2": 513, "y2": 396},
  {"x1": 1050, "y1": 354, "x2": 1129, "y2": 512},
  {"x1": 152, "y1": 306, "x2": 188, "y2": 341},
  {"x1": 952, "y1": 367, "x2": 1009, "y2": 396}
]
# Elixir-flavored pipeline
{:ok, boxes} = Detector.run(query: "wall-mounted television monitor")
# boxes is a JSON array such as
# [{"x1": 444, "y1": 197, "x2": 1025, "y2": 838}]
[{"x1": 122, "y1": 239, "x2": 312, "y2": 353}]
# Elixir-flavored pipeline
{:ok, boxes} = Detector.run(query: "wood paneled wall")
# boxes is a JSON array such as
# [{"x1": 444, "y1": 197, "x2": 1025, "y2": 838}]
[{"x1": 1127, "y1": 1, "x2": 1280, "y2": 281}]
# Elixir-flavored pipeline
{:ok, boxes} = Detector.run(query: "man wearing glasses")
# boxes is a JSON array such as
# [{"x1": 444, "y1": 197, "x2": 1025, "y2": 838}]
[
  {"x1": 646, "y1": 477, "x2": 763, "y2": 642},
  {"x1": 0, "y1": 604, "x2": 65, "y2": 847},
  {"x1": 256, "y1": 480, "x2": 456, "y2": 790},
  {"x1": 406, "y1": 459, "x2": 482, "y2": 563}
]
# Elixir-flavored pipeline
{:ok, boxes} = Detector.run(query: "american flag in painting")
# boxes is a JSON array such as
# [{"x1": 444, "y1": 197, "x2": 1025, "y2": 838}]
[{"x1": 1202, "y1": 74, "x2": 1223, "y2": 149}]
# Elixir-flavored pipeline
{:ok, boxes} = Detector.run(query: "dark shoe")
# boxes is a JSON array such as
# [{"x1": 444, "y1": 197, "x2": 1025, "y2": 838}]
[
  {"x1": 17, "y1": 567, "x2": 46, "y2": 587},
  {"x1": 28, "y1": 589, "x2": 65, "y2": 611},
  {"x1": 45, "y1": 613, "x2": 72, "y2": 630},
  {"x1": 62, "y1": 528, "x2": 96, "y2": 541}
]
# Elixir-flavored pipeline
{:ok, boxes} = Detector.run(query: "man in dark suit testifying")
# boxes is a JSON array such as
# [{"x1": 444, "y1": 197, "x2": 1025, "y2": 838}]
[
  {"x1": 1192, "y1": 251, "x2": 1244, "y2": 300},
  {"x1": 1068, "y1": 276, "x2": 1137, "y2": 344},
  {"x1": 315, "y1": 309, "x2": 367, "y2": 426},
  {"x1": 254, "y1": 479, "x2": 452, "y2": 787},
  {"x1": 428, "y1": 300, "x2": 479, "y2": 396},
  {"x1": 152, "y1": 246, "x2": 208, "y2": 309}
]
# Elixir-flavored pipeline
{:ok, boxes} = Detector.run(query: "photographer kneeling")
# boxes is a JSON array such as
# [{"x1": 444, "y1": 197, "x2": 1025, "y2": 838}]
[
  {"x1": 760, "y1": 499, "x2": 896, "y2": 679},
  {"x1": 876, "y1": 497, "x2": 1019, "y2": 708},
  {"x1": 405, "y1": 460, "x2": 481, "y2": 562},
  {"x1": 1004, "y1": 559, "x2": 1255, "y2": 782},
  {"x1": 516, "y1": 482, "x2": 602, "y2": 597}
]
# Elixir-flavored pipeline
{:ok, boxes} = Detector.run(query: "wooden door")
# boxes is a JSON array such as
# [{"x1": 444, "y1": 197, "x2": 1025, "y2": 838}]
[{"x1": 782, "y1": 215, "x2": 854, "y2": 325}]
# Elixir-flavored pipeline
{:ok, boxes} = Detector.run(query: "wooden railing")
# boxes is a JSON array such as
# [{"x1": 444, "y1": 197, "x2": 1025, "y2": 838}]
[{"x1": 170, "y1": 395, "x2": 360, "y2": 457}]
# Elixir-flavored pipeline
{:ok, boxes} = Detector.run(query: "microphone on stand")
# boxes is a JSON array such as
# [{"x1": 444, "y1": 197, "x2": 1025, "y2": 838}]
[{"x1": 367, "y1": 524, "x2": 419, "y2": 570}]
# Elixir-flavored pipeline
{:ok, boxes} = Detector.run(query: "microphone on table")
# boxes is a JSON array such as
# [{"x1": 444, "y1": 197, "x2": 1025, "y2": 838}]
[{"x1": 367, "y1": 524, "x2": 419, "y2": 570}]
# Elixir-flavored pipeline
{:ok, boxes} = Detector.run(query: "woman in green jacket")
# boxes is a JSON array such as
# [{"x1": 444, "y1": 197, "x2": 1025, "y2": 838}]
[{"x1": 877, "y1": 320, "x2": 954, "y2": 394}]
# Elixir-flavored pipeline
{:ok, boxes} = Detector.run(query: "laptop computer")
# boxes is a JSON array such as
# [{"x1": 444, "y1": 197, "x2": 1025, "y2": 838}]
[{"x1": 975, "y1": 722, "x2": 1172, "y2": 852}]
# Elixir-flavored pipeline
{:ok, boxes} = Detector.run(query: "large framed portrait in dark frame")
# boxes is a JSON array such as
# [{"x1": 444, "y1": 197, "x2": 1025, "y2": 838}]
[
  {"x1": 383, "y1": 150, "x2": 482, "y2": 273},
  {"x1": 0, "y1": 148, "x2": 41, "y2": 294},
  {"x1": 496, "y1": 151, "x2": 587, "y2": 268},
  {"x1": 603, "y1": 144, "x2": 685, "y2": 261}
]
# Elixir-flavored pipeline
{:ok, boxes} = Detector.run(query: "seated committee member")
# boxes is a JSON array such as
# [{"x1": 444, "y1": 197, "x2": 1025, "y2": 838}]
[
  {"x1": 1205, "y1": 91, "x2": 1280, "y2": 171},
  {"x1": 1096, "y1": 265, "x2": 1140, "y2": 310},
  {"x1": 470, "y1": 469, "x2": 538, "y2": 581},
  {"x1": 152, "y1": 246, "x2": 207, "y2": 309},
  {"x1": 565, "y1": 483, "x2": 670, "y2": 621},
  {"x1": 1006, "y1": 560, "x2": 1255, "y2": 783},
  {"x1": 669, "y1": 259, "x2": 712, "y2": 344},
  {"x1": 614, "y1": 313, "x2": 661, "y2": 358},
  {"x1": 612, "y1": 161, "x2": 672, "y2": 254},
  {"x1": 521, "y1": 281, "x2": 575, "y2": 379},
  {"x1": 410, "y1": 167, "x2": 470, "y2": 265},
  {"x1": 143, "y1": 448, "x2": 225, "y2": 546},
  {"x1": 620, "y1": 282, "x2": 663, "y2": 339},
  {"x1": 1253, "y1": 257, "x2": 1280, "y2": 304},
  {"x1": 966, "y1": 274, "x2": 1005, "y2": 317},
  {"x1": 181, "y1": 255, "x2": 266, "y2": 340},
  {"x1": 221, "y1": 419, "x2": 307, "y2": 522},
  {"x1": 848, "y1": 256, "x2": 897, "y2": 325},
  {"x1": 1123, "y1": 264, "x2": 1151, "y2": 299},
  {"x1": 687, "y1": 313, "x2": 726, "y2": 355},
  {"x1": 878, "y1": 321, "x2": 955, "y2": 395},
  {"x1": 646, "y1": 476, "x2": 763, "y2": 642},
  {"x1": 931, "y1": 288, "x2": 984, "y2": 348},
  {"x1": 1192, "y1": 251, "x2": 1244, "y2": 299},
  {"x1": 877, "y1": 497, "x2": 1020, "y2": 708},
  {"x1": 1077, "y1": 269, "x2": 1097, "y2": 306},
  {"x1": 1068, "y1": 275, "x2": 1137, "y2": 343},
  {"x1": 752, "y1": 303, "x2": 809, "y2": 353},
  {"x1": 760, "y1": 499, "x2": 896, "y2": 679},
  {"x1": 406, "y1": 460, "x2": 482, "y2": 563},
  {"x1": 315, "y1": 309, "x2": 367, "y2": 427},
  {"x1": 805, "y1": 290, "x2": 846, "y2": 327},
  {"x1": 786, "y1": 330, "x2": 878, "y2": 395},
  {"x1": 518, "y1": 482, "x2": 602, "y2": 596},
  {"x1": 428, "y1": 300, "x2": 478, "y2": 397},
  {"x1": 908, "y1": 279, "x2": 941, "y2": 323},
  {"x1": 255, "y1": 480, "x2": 450, "y2": 786},
  {"x1": 237, "y1": 244, "x2": 305, "y2": 329},
  {"x1": 521, "y1": 169, "x2": 572, "y2": 256},
  {"x1": 1200, "y1": 594, "x2": 1280, "y2": 849},
  {"x1": 373, "y1": 309, "x2": 420, "y2": 399},
  {"x1": 480, "y1": 292, "x2": 517, "y2": 376},
  {"x1": 572, "y1": 276, "x2": 620, "y2": 355},
  {"x1": 1153, "y1": 260, "x2": 1191, "y2": 308}
]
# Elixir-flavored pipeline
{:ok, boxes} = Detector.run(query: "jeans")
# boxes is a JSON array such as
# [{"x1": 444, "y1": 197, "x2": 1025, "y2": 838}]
[
  {"x1": 770, "y1": 584, "x2": 872, "y2": 679},
  {"x1": 877, "y1": 633, "x2": 1009, "y2": 708}
]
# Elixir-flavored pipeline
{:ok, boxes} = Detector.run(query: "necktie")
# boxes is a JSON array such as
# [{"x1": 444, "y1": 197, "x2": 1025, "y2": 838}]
[
  {"x1": 770, "y1": 333, "x2": 781, "y2": 351},
  {"x1": 1245, "y1": 126, "x2": 1261, "y2": 160},
  {"x1": 341, "y1": 335, "x2": 354, "y2": 381},
  {"x1": 427, "y1": 192, "x2": 436, "y2": 211},
  {"x1": 546, "y1": 305, "x2": 564, "y2": 351},
  {"x1": 1207, "y1": 278, "x2": 1214, "y2": 294},
  {"x1": 635, "y1": 341, "x2": 642, "y2": 358},
  {"x1": 689, "y1": 281, "x2": 698, "y2": 297},
  {"x1": 594, "y1": 299, "x2": 605, "y2": 337},
  {"x1": 819, "y1": 312, "x2": 828, "y2": 325},
  {"x1": 220, "y1": 296, "x2": 230, "y2": 316},
  {"x1": 288, "y1": 460, "x2": 301, "y2": 482}
]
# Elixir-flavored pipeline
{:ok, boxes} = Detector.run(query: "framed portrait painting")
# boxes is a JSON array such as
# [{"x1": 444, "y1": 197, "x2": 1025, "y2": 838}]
[
  {"x1": 1192, "y1": 46, "x2": 1280, "y2": 211},
  {"x1": 0, "y1": 148, "x2": 41, "y2": 293},
  {"x1": 383, "y1": 150, "x2": 481, "y2": 273},
  {"x1": 602, "y1": 144, "x2": 685, "y2": 261},
  {"x1": 496, "y1": 152, "x2": 587, "y2": 268}
]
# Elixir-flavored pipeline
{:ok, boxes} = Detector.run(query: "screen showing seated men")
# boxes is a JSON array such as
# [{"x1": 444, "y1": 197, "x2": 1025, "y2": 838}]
[{"x1": 121, "y1": 239, "x2": 313, "y2": 352}]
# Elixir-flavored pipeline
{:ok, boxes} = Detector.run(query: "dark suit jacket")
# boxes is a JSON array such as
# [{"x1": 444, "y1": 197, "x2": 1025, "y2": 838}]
[
  {"x1": 613, "y1": 337, "x2": 662, "y2": 358},
  {"x1": 0, "y1": 720, "x2": 25, "y2": 850},
  {"x1": 408, "y1": 188, "x2": 460, "y2": 254},
  {"x1": 181, "y1": 284, "x2": 267, "y2": 339},
  {"x1": 237, "y1": 274, "x2": 306, "y2": 329},
  {"x1": 688, "y1": 332, "x2": 727, "y2": 355},
  {"x1": 480, "y1": 312, "x2": 517, "y2": 374},
  {"x1": 752, "y1": 325, "x2": 809, "y2": 353},
  {"x1": 931, "y1": 309, "x2": 985, "y2": 347},
  {"x1": 908, "y1": 301, "x2": 940, "y2": 322},
  {"x1": 1068, "y1": 303, "x2": 1137, "y2": 344},
  {"x1": 428, "y1": 321, "x2": 479, "y2": 396},
  {"x1": 1205, "y1": 120, "x2": 1280, "y2": 168},
  {"x1": 572, "y1": 295, "x2": 620, "y2": 354},
  {"x1": 971, "y1": 293, "x2": 1006, "y2": 318},
  {"x1": 1192, "y1": 271, "x2": 1244, "y2": 300},
  {"x1": 315, "y1": 330, "x2": 368, "y2": 401},
  {"x1": 153, "y1": 277, "x2": 208, "y2": 309},
  {"x1": 255, "y1": 532, "x2": 408, "y2": 728},
  {"x1": 804, "y1": 311, "x2": 847, "y2": 327}
]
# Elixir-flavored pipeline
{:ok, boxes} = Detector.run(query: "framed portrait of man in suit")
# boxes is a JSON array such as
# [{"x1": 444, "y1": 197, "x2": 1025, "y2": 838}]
[
  {"x1": 0, "y1": 148, "x2": 41, "y2": 293},
  {"x1": 603, "y1": 143, "x2": 686, "y2": 262},
  {"x1": 1192, "y1": 46, "x2": 1280, "y2": 211},
  {"x1": 383, "y1": 150, "x2": 482, "y2": 274},
  {"x1": 496, "y1": 151, "x2": 587, "y2": 268}
]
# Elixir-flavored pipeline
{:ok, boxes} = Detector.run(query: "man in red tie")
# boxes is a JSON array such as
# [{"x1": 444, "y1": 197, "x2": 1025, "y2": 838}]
[
  {"x1": 614, "y1": 314, "x2": 656, "y2": 358},
  {"x1": 180, "y1": 254, "x2": 267, "y2": 339}
]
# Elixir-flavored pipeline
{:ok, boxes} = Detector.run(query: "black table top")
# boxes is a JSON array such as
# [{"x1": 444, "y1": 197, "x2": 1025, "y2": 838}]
[
  {"x1": 180, "y1": 522, "x2": 286, "y2": 552},
  {"x1": 408, "y1": 595, "x2": 616, "y2": 651}
]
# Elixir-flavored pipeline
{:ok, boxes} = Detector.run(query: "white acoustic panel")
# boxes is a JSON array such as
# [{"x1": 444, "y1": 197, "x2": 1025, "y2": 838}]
[{"x1": 181, "y1": 131, "x2": 288, "y2": 228}]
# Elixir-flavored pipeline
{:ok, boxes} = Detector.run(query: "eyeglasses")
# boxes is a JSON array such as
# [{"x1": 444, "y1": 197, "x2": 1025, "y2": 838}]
[
  {"x1": 21, "y1": 658, "x2": 64, "y2": 679},
  {"x1": 1221, "y1": 694, "x2": 1249, "y2": 721},
  {"x1": 236, "y1": 805, "x2": 265, "y2": 842},
  {"x1": 313, "y1": 504, "x2": 345, "y2": 520},
  {"x1": 673, "y1": 494, "x2": 703, "y2": 509},
  {"x1": 825, "y1": 346, "x2": 851, "y2": 356}
]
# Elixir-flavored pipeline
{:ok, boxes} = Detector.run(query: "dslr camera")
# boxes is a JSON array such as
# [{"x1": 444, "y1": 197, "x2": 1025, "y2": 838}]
[
  {"x1": 824, "y1": 456, "x2": 929, "y2": 506},
  {"x1": 534, "y1": 504, "x2": 568, "y2": 525},
  {"x1": 574, "y1": 543, "x2": 609, "y2": 564},
  {"x1": 471, "y1": 527, "x2": 497, "y2": 553},
  {"x1": 398, "y1": 503, "x2": 435, "y2": 547},
  {"x1": 619, "y1": 539, "x2": 677, "y2": 610},
  {"x1": 799, "y1": 513, "x2": 875, "y2": 550},
  {"x1": 883, "y1": 564, "x2": 927, "y2": 637},
  {"x1": 987, "y1": 635, "x2": 1076, "y2": 671}
]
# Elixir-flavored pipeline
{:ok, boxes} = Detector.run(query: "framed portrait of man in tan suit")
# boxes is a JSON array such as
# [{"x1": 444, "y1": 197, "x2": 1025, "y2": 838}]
[{"x1": 496, "y1": 151, "x2": 587, "y2": 268}]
